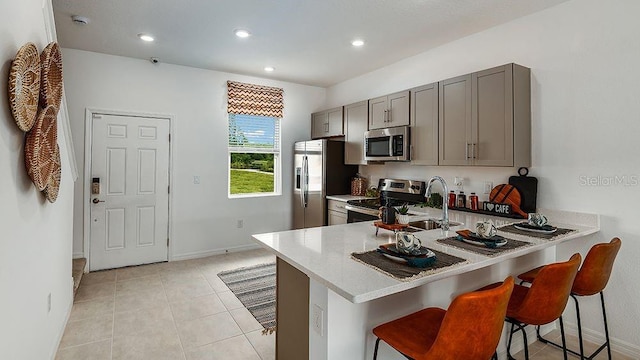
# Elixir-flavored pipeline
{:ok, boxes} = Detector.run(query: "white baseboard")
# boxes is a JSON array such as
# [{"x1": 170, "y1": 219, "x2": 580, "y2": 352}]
[
  {"x1": 563, "y1": 321, "x2": 640, "y2": 358},
  {"x1": 50, "y1": 278, "x2": 74, "y2": 360},
  {"x1": 171, "y1": 243, "x2": 261, "y2": 261},
  {"x1": 72, "y1": 252, "x2": 85, "y2": 259}
]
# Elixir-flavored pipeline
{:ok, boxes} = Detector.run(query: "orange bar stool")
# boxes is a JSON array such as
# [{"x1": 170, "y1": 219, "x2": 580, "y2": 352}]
[
  {"x1": 372, "y1": 277, "x2": 514, "y2": 360},
  {"x1": 518, "y1": 238, "x2": 621, "y2": 359},
  {"x1": 480, "y1": 253, "x2": 581, "y2": 360}
]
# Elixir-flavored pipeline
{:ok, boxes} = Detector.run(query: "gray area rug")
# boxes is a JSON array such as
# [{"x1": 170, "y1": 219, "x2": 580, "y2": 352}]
[{"x1": 218, "y1": 263, "x2": 276, "y2": 333}]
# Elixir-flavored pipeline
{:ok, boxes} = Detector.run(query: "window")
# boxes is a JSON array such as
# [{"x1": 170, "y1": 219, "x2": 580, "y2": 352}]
[
  {"x1": 227, "y1": 81, "x2": 283, "y2": 197},
  {"x1": 228, "y1": 113, "x2": 280, "y2": 196}
]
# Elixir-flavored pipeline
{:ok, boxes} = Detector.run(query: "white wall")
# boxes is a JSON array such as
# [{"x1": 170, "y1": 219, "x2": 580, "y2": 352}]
[
  {"x1": 325, "y1": 0, "x2": 640, "y2": 352},
  {"x1": 0, "y1": 1, "x2": 75, "y2": 359},
  {"x1": 62, "y1": 49, "x2": 325, "y2": 260}
]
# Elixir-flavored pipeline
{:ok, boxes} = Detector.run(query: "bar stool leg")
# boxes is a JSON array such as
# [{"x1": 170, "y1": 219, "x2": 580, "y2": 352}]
[
  {"x1": 573, "y1": 295, "x2": 585, "y2": 359},
  {"x1": 506, "y1": 322, "x2": 516, "y2": 360},
  {"x1": 600, "y1": 291, "x2": 612, "y2": 360},
  {"x1": 559, "y1": 316, "x2": 568, "y2": 360},
  {"x1": 373, "y1": 338, "x2": 380, "y2": 360}
]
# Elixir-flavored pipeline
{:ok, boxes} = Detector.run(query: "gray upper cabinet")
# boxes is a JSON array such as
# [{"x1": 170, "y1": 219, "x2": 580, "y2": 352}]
[
  {"x1": 439, "y1": 74, "x2": 472, "y2": 166},
  {"x1": 410, "y1": 83, "x2": 439, "y2": 165},
  {"x1": 439, "y1": 64, "x2": 531, "y2": 167},
  {"x1": 369, "y1": 90, "x2": 410, "y2": 130},
  {"x1": 311, "y1": 107, "x2": 344, "y2": 139},
  {"x1": 344, "y1": 100, "x2": 368, "y2": 165}
]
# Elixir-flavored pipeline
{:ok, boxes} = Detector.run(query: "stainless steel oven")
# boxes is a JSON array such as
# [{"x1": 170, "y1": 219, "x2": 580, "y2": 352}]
[
  {"x1": 364, "y1": 126, "x2": 410, "y2": 162},
  {"x1": 345, "y1": 205, "x2": 379, "y2": 223}
]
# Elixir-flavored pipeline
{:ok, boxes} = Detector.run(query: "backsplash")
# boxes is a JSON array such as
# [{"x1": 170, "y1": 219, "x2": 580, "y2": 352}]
[{"x1": 358, "y1": 163, "x2": 518, "y2": 203}]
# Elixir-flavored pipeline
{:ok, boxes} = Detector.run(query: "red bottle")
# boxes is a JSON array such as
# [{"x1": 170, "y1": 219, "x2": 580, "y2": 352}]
[
  {"x1": 448, "y1": 191, "x2": 456, "y2": 208},
  {"x1": 469, "y1": 192, "x2": 479, "y2": 210}
]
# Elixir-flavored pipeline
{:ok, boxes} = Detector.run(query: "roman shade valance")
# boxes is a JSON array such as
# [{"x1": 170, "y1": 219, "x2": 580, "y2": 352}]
[{"x1": 227, "y1": 81, "x2": 284, "y2": 118}]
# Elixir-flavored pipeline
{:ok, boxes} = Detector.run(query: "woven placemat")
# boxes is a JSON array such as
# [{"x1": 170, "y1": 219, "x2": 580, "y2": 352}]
[
  {"x1": 437, "y1": 236, "x2": 532, "y2": 257},
  {"x1": 351, "y1": 249, "x2": 467, "y2": 282},
  {"x1": 498, "y1": 224, "x2": 577, "y2": 240}
]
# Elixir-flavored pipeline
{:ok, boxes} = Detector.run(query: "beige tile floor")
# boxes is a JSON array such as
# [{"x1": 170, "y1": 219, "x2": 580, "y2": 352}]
[
  {"x1": 509, "y1": 328, "x2": 633, "y2": 360},
  {"x1": 56, "y1": 248, "x2": 276, "y2": 360},
  {"x1": 57, "y1": 248, "x2": 632, "y2": 360}
]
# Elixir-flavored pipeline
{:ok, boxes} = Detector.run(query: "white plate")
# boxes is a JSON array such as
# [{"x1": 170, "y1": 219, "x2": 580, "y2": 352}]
[
  {"x1": 381, "y1": 253, "x2": 407, "y2": 263},
  {"x1": 514, "y1": 224, "x2": 557, "y2": 234},
  {"x1": 461, "y1": 237, "x2": 508, "y2": 248}
]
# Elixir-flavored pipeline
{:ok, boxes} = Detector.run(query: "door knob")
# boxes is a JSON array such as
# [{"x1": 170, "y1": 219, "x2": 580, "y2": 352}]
[{"x1": 92, "y1": 198, "x2": 105, "y2": 204}]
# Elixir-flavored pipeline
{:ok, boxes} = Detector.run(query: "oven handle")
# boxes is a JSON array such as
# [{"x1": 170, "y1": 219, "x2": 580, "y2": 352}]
[{"x1": 345, "y1": 205, "x2": 380, "y2": 217}]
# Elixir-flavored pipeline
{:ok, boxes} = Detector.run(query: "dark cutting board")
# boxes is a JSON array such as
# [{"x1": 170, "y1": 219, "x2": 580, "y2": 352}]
[{"x1": 509, "y1": 168, "x2": 538, "y2": 213}]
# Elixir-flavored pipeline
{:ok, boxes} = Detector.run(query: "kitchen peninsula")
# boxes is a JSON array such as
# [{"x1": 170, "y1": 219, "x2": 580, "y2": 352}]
[{"x1": 251, "y1": 207, "x2": 599, "y2": 360}]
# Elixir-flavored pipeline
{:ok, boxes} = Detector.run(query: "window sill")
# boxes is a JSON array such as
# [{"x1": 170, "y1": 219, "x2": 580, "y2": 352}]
[{"x1": 228, "y1": 192, "x2": 282, "y2": 199}]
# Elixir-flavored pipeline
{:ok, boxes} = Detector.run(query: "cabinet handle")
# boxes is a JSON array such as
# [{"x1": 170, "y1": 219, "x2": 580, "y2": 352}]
[
  {"x1": 465, "y1": 142, "x2": 470, "y2": 160},
  {"x1": 324, "y1": 122, "x2": 329, "y2": 133},
  {"x1": 472, "y1": 143, "x2": 477, "y2": 159},
  {"x1": 388, "y1": 108, "x2": 392, "y2": 123}
]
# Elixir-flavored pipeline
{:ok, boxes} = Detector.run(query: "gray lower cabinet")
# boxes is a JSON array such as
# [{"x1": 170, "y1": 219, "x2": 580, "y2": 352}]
[
  {"x1": 344, "y1": 101, "x2": 368, "y2": 165},
  {"x1": 311, "y1": 107, "x2": 343, "y2": 139},
  {"x1": 410, "y1": 83, "x2": 439, "y2": 165},
  {"x1": 369, "y1": 90, "x2": 410, "y2": 130},
  {"x1": 327, "y1": 199, "x2": 347, "y2": 225},
  {"x1": 439, "y1": 63, "x2": 530, "y2": 167}
]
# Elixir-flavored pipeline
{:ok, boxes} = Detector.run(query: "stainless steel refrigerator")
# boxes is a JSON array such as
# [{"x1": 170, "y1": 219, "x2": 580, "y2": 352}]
[{"x1": 293, "y1": 140, "x2": 358, "y2": 229}]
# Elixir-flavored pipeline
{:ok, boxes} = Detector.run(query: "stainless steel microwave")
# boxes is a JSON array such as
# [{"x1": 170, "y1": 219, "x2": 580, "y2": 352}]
[{"x1": 364, "y1": 126, "x2": 410, "y2": 161}]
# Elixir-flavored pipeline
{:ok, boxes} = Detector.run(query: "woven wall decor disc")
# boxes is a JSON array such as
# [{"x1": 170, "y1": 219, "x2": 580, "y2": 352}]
[
  {"x1": 25, "y1": 105, "x2": 58, "y2": 191},
  {"x1": 43, "y1": 143, "x2": 61, "y2": 203},
  {"x1": 39, "y1": 42, "x2": 63, "y2": 112},
  {"x1": 8, "y1": 42, "x2": 41, "y2": 131}
]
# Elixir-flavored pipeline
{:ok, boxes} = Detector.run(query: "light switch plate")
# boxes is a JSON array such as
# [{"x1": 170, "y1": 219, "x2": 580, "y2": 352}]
[{"x1": 312, "y1": 304, "x2": 323, "y2": 336}]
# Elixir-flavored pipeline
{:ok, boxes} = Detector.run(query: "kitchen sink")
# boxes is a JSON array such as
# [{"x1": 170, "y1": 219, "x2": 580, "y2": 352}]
[{"x1": 407, "y1": 219, "x2": 462, "y2": 231}]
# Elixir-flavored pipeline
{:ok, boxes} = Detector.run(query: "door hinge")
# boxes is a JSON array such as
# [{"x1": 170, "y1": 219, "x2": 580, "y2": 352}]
[
  {"x1": 167, "y1": 238, "x2": 169, "y2": 247},
  {"x1": 168, "y1": 185, "x2": 170, "y2": 194},
  {"x1": 169, "y1": 133, "x2": 171, "y2": 142}
]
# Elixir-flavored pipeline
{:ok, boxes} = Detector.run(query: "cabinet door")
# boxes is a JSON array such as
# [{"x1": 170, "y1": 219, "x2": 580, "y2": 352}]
[
  {"x1": 326, "y1": 107, "x2": 344, "y2": 137},
  {"x1": 344, "y1": 101, "x2": 368, "y2": 165},
  {"x1": 472, "y1": 65, "x2": 514, "y2": 166},
  {"x1": 388, "y1": 91, "x2": 410, "y2": 127},
  {"x1": 311, "y1": 111, "x2": 327, "y2": 139},
  {"x1": 411, "y1": 84, "x2": 438, "y2": 165},
  {"x1": 439, "y1": 74, "x2": 472, "y2": 166},
  {"x1": 328, "y1": 210, "x2": 347, "y2": 225},
  {"x1": 368, "y1": 96, "x2": 388, "y2": 130}
]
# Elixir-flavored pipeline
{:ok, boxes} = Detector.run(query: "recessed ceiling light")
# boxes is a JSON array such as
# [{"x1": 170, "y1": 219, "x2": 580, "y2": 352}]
[
  {"x1": 235, "y1": 29, "x2": 251, "y2": 38},
  {"x1": 264, "y1": 66, "x2": 275, "y2": 72},
  {"x1": 351, "y1": 39, "x2": 365, "y2": 47},
  {"x1": 138, "y1": 34, "x2": 154, "y2": 42}
]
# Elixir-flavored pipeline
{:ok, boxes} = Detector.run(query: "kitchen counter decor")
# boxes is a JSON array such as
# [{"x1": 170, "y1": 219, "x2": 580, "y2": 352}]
[
  {"x1": 498, "y1": 223, "x2": 576, "y2": 240},
  {"x1": 437, "y1": 235, "x2": 532, "y2": 257},
  {"x1": 351, "y1": 248, "x2": 467, "y2": 282},
  {"x1": 8, "y1": 42, "x2": 41, "y2": 132}
]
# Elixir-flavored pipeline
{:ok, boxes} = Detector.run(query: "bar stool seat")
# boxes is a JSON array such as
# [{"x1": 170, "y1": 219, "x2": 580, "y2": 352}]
[
  {"x1": 372, "y1": 277, "x2": 514, "y2": 360},
  {"x1": 479, "y1": 253, "x2": 581, "y2": 360},
  {"x1": 518, "y1": 238, "x2": 621, "y2": 359}
]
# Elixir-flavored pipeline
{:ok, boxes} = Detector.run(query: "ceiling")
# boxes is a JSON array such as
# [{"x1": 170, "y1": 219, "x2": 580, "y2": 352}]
[{"x1": 52, "y1": 0, "x2": 568, "y2": 87}]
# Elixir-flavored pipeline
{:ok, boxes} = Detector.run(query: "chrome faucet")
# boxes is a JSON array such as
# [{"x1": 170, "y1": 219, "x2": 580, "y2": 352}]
[{"x1": 426, "y1": 176, "x2": 450, "y2": 231}]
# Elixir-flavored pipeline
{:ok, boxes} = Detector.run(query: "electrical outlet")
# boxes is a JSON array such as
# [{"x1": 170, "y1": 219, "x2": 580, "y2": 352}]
[
  {"x1": 484, "y1": 181, "x2": 493, "y2": 194},
  {"x1": 193, "y1": 176, "x2": 200, "y2": 185},
  {"x1": 312, "y1": 304, "x2": 324, "y2": 336},
  {"x1": 237, "y1": 219, "x2": 243, "y2": 228},
  {"x1": 453, "y1": 177, "x2": 463, "y2": 187},
  {"x1": 47, "y1": 293, "x2": 51, "y2": 313}
]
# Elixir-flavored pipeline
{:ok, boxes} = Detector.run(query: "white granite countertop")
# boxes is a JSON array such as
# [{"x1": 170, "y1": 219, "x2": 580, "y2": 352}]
[
  {"x1": 251, "y1": 206, "x2": 599, "y2": 304},
  {"x1": 326, "y1": 194, "x2": 376, "y2": 202}
]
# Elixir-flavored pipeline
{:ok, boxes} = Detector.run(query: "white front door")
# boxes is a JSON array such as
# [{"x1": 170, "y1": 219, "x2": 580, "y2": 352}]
[{"x1": 89, "y1": 114, "x2": 170, "y2": 271}]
